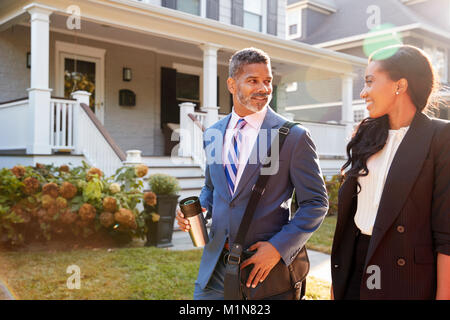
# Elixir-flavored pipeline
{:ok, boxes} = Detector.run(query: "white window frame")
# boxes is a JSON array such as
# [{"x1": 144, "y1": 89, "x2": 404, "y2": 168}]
[
  {"x1": 243, "y1": 0, "x2": 267, "y2": 34},
  {"x1": 287, "y1": 7, "x2": 302, "y2": 39},
  {"x1": 174, "y1": 0, "x2": 205, "y2": 17}
]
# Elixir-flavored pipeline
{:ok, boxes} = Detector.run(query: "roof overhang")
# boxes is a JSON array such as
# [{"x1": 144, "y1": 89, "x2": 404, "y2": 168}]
[
  {"x1": 0, "y1": 0, "x2": 366, "y2": 75},
  {"x1": 315, "y1": 23, "x2": 450, "y2": 50}
]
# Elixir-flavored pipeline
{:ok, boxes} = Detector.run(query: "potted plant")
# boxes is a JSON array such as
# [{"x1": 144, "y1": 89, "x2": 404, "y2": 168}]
[{"x1": 144, "y1": 173, "x2": 180, "y2": 248}]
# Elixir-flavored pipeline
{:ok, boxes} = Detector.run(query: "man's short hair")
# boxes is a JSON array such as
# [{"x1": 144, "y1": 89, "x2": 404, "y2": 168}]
[{"x1": 229, "y1": 47, "x2": 271, "y2": 78}]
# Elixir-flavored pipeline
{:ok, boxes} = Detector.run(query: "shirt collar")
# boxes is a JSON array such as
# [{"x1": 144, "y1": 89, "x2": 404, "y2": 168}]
[{"x1": 230, "y1": 106, "x2": 268, "y2": 130}]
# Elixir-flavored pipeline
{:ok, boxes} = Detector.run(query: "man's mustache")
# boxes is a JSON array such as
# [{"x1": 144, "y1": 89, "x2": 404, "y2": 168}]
[{"x1": 251, "y1": 93, "x2": 270, "y2": 98}]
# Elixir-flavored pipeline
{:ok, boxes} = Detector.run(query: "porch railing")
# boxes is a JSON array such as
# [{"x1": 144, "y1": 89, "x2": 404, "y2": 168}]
[
  {"x1": 50, "y1": 98, "x2": 77, "y2": 151},
  {"x1": 76, "y1": 102, "x2": 126, "y2": 176}
]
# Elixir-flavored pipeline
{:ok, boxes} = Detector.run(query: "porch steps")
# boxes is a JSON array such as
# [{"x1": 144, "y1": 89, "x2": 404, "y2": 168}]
[{"x1": 142, "y1": 156, "x2": 205, "y2": 232}]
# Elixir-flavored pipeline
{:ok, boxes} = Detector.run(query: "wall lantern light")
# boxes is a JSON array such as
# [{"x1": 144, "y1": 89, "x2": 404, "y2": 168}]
[{"x1": 123, "y1": 67, "x2": 132, "y2": 81}]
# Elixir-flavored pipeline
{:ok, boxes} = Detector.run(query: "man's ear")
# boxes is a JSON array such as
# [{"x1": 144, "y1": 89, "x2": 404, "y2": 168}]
[{"x1": 227, "y1": 77, "x2": 235, "y2": 95}]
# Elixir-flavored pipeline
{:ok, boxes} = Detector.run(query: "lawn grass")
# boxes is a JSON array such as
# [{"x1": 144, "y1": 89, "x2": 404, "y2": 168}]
[
  {"x1": 0, "y1": 214, "x2": 335, "y2": 300},
  {"x1": 0, "y1": 247, "x2": 202, "y2": 300},
  {"x1": 306, "y1": 215, "x2": 336, "y2": 254},
  {"x1": 0, "y1": 247, "x2": 330, "y2": 300}
]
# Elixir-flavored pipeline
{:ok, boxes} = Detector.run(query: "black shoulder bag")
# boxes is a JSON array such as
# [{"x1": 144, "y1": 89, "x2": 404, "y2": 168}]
[{"x1": 224, "y1": 121, "x2": 310, "y2": 300}]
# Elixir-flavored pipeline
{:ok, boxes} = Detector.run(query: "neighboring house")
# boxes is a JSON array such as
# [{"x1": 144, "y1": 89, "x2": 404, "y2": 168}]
[
  {"x1": 0, "y1": 0, "x2": 366, "y2": 198},
  {"x1": 286, "y1": 0, "x2": 450, "y2": 123}
]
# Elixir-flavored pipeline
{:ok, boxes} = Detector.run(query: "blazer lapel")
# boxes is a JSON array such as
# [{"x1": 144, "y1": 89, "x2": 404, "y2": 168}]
[
  {"x1": 209, "y1": 113, "x2": 233, "y2": 201},
  {"x1": 231, "y1": 107, "x2": 280, "y2": 201},
  {"x1": 333, "y1": 176, "x2": 358, "y2": 252},
  {"x1": 365, "y1": 112, "x2": 435, "y2": 265}
]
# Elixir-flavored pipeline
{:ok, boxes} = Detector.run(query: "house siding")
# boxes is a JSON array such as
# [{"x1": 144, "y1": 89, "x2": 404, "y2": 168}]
[{"x1": 0, "y1": 27, "x2": 30, "y2": 102}]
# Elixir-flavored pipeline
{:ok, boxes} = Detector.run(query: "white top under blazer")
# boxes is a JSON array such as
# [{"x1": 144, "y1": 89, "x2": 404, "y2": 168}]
[{"x1": 354, "y1": 126, "x2": 410, "y2": 235}]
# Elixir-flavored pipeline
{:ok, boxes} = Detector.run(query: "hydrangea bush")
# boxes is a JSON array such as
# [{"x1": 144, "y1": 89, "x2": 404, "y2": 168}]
[{"x1": 0, "y1": 162, "x2": 158, "y2": 246}]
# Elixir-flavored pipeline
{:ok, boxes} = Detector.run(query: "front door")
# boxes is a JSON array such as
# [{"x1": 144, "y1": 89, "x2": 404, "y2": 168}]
[{"x1": 55, "y1": 41, "x2": 105, "y2": 124}]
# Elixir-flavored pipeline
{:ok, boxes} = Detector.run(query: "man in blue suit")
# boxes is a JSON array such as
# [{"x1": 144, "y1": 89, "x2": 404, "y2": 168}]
[{"x1": 176, "y1": 48, "x2": 328, "y2": 299}]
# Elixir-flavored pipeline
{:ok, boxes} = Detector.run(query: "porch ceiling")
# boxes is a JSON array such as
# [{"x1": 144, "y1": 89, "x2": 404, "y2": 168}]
[{"x1": 2, "y1": 0, "x2": 367, "y2": 75}]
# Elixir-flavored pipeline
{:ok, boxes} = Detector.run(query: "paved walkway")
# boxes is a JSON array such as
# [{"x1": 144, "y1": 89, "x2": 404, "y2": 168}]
[{"x1": 170, "y1": 230, "x2": 331, "y2": 283}]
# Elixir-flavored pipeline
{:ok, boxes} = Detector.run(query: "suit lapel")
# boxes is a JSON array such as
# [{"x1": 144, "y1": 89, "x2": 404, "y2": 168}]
[
  {"x1": 231, "y1": 107, "x2": 280, "y2": 201},
  {"x1": 209, "y1": 113, "x2": 233, "y2": 201},
  {"x1": 365, "y1": 112, "x2": 435, "y2": 265},
  {"x1": 333, "y1": 176, "x2": 357, "y2": 252}
]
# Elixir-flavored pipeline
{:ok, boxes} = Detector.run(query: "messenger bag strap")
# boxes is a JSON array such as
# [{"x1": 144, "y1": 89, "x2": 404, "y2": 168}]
[{"x1": 224, "y1": 120, "x2": 298, "y2": 300}]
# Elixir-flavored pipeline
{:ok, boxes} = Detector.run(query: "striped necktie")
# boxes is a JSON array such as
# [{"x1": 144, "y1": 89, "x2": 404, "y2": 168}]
[{"x1": 224, "y1": 118, "x2": 247, "y2": 195}]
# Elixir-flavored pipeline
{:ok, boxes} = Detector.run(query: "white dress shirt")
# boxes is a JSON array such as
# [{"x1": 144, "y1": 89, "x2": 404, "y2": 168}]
[
  {"x1": 354, "y1": 126, "x2": 410, "y2": 235},
  {"x1": 223, "y1": 106, "x2": 268, "y2": 190}
]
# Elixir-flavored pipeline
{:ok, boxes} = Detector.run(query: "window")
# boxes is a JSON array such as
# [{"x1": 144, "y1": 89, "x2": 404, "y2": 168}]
[
  {"x1": 423, "y1": 45, "x2": 448, "y2": 83},
  {"x1": 287, "y1": 9, "x2": 302, "y2": 39},
  {"x1": 177, "y1": 0, "x2": 200, "y2": 16},
  {"x1": 244, "y1": 0, "x2": 263, "y2": 32},
  {"x1": 176, "y1": 72, "x2": 200, "y2": 108}
]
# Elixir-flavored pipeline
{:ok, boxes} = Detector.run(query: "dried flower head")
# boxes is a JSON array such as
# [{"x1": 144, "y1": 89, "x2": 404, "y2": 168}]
[
  {"x1": 59, "y1": 165, "x2": 70, "y2": 173},
  {"x1": 22, "y1": 177, "x2": 40, "y2": 195},
  {"x1": 86, "y1": 167, "x2": 103, "y2": 181},
  {"x1": 42, "y1": 182, "x2": 59, "y2": 198},
  {"x1": 99, "y1": 212, "x2": 115, "y2": 228},
  {"x1": 151, "y1": 212, "x2": 160, "y2": 223},
  {"x1": 144, "y1": 191, "x2": 157, "y2": 207},
  {"x1": 59, "y1": 182, "x2": 78, "y2": 199},
  {"x1": 11, "y1": 165, "x2": 26, "y2": 178},
  {"x1": 60, "y1": 209, "x2": 78, "y2": 225},
  {"x1": 102, "y1": 197, "x2": 117, "y2": 213},
  {"x1": 109, "y1": 183, "x2": 121, "y2": 194},
  {"x1": 114, "y1": 208, "x2": 136, "y2": 228},
  {"x1": 55, "y1": 196, "x2": 68, "y2": 210},
  {"x1": 41, "y1": 194, "x2": 56, "y2": 209},
  {"x1": 134, "y1": 164, "x2": 149, "y2": 178},
  {"x1": 79, "y1": 203, "x2": 96, "y2": 221}
]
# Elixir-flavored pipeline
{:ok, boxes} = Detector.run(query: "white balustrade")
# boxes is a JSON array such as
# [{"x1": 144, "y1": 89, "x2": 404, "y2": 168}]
[
  {"x1": 50, "y1": 98, "x2": 77, "y2": 151},
  {"x1": 76, "y1": 105, "x2": 123, "y2": 176}
]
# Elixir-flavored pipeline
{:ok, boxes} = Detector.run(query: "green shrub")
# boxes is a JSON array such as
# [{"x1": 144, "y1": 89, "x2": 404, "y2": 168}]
[
  {"x1": 0, "y1": 162, "x2": 153, "y2": 246},
  {"x1": 146, "y1": 174, "x2": 180, "y2": 195}
]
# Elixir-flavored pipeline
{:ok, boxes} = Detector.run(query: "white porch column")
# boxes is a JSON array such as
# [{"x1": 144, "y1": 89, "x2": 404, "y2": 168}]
[
  {"x1": 199, "y1": 43, "x2": 221, "y2": 128},
  {"x1": 25, "y1": 4, "x2": 54, "y2": 154},
  {"x1": 179, "y1": 102, "x2": 196, "y2": 157},
  {"x1": 71, "y1": 90, "x2": 91, "y2": 154},
  {"x1": 341, "y1": 74, "x2": 354, "y2": 141}
]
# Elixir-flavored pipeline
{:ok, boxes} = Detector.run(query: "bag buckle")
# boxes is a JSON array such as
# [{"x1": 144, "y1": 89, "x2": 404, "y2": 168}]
[
  {"x1": 227, "y1": 254, "x2": 241, "y2": 265},
  {"x1": 278, "y1": 126, "x2": 290, "y2": 135},
  {"x1": 227, "y1": 244, "x2": 242, "y2": 265}
]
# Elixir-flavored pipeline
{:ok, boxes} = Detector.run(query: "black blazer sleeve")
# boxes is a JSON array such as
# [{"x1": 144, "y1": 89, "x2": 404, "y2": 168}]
[{"x1": 431, "y1": 119, "x2": 450, "y2": 255}]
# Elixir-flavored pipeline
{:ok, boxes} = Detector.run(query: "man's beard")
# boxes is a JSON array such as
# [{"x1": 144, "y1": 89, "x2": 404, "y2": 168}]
[{"x1": 237, "y1": 92, "x2": 272, "y2": 113}]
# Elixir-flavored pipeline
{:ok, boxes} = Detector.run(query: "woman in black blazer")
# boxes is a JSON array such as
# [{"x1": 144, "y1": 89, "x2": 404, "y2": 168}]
[{"x1": 331, "y1": 45, "x2": 450, "y2": 300}]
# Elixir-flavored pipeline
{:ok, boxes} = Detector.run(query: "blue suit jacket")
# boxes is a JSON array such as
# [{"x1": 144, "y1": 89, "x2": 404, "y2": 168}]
[{"x1": 197, "y1": 106, "x2": 329, "y2": 289}]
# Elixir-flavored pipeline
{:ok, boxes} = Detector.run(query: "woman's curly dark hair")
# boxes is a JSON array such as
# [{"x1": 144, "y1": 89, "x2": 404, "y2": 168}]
[{"x1": 341, "y1": 45, "x2": 440, "y2": 189}]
